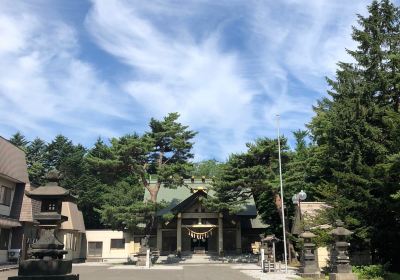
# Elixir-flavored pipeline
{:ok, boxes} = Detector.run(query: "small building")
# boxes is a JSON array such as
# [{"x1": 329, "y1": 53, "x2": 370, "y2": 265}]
[{"x1": 85, "y1": 230, "x2": 136, "y2": 263}]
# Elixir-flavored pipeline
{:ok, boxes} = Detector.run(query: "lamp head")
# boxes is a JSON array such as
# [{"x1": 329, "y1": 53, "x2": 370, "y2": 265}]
[
  {"x1": 299, "y1": 190, "x2": 307, "y2": 201},
  {"x1": 292, "y1": 194, "x2": 299, "y2": 204}
]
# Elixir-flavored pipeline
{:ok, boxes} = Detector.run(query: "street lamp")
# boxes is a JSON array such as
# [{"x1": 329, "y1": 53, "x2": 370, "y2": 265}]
[
  {"x1": 292, "y1": 190, "x2": 307, "y2": 220},
  {"x1": 292, "y1": 190, "x2": 307, "y2": 204}
]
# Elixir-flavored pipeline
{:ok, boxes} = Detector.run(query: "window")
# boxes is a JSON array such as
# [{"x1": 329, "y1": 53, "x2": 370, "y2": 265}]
[
  {"x1": 0, "y1": 186, "x2": 12, "y2": 206},
  {"x1": 0, "y1": 229, "x2": 10, "y2": 250},
  {"x1": 88, "y1": 242, "x2": 102, "y2": 257},
  {"x1": 41, "y1": 200, "x2": 58, "y2": 212},
  {"x1": 110, "y1": 238, "x2": 125, "y2": 249}
]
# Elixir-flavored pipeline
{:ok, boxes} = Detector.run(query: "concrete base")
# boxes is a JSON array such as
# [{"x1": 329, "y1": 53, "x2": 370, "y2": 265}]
[
  {"x1": 17, "y1": 259, "x2": 72, "y2": 276},
  {"x1": 329, "y1": 273, "x2": 358, "y2": 280},
  {"x1": 8, "y1": 275, "x2": 79, "y2": 280},
  {"x1": 299, "y1": 273, "x2": 323, "y2": 279}
]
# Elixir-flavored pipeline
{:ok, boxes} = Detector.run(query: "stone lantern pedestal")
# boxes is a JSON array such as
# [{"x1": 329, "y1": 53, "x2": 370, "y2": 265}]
[
  {"x1": 298, "y1": 228, "x2": 321, "y2": 279},
  {"x1": 9, "y1": 171, "x2": 79, "y2": 280},
  {"x1": 329, "y1": 220, "x2": 357, "y2": 280}
]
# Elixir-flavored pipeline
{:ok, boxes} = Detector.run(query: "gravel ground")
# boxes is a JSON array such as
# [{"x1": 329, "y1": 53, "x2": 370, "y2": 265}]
[
  {"x1": 0, "y1": 263, "x2": 261, "y2": 280},
  {"x1": 240, "y1": 269, "x2": 301, "y2": 280},
  {"x1": 0, "y1": 263, "x2": 302, "y2": 280}
]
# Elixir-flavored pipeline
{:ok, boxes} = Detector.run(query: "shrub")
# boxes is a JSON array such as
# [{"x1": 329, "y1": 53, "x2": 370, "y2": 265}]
[{"x1": 353, "y1": 265, "x2": 387, "y2": 280}]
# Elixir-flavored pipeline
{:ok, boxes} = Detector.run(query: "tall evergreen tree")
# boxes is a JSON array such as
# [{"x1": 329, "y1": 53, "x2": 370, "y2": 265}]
[
  {"x1": 308, "y1": 0, "x2": 400, "y2": 268},
  {"x1": 9, "y1": 132, "x2": 29, "y2": 151},
  {"x1": 26, "y1": 137, "x2": 47, "y2": 186}
]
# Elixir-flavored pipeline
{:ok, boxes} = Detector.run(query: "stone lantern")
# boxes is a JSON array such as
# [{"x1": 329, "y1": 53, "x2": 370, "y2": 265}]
[
  {"x1": 299, "y1": 227, "x2": 320, "y2": 278},
  {"x1": 9, "y1": 171, "x2": 79, "y2": 280},
  {"x1": 329, "y1": 220, "x2": 357, "y2": 280}
]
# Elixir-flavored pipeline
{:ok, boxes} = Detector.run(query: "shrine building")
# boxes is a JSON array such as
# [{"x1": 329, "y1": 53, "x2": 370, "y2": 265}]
[{"x1": 146, "y1": 178, "x2": 266, "y2": 255}]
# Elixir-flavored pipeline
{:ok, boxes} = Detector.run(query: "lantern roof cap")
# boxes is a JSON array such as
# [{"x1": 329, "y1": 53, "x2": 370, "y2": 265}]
[
  {"x1": 261, "y1": 234, "x2": 280, "y2": 242},
  {"x1": 25, "y1": 170, "x2": 72, "y2": 199},
  {"x1": 26, "y1": 183, "x2": 70, "y2": 198},
  {"x1": 300, "y1": 231, "x2": 316, "y2": 238},
  {"x1": 329, "y1": 220, "x2": 353, "y2": 236}
]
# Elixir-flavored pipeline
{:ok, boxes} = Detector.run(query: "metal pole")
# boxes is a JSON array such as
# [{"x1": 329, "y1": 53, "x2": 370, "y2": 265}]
[{"x1": 277, "y1": 114, "x2": 288, "y2": 273}]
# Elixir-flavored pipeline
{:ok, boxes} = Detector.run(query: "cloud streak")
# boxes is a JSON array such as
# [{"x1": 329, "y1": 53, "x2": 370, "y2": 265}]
[
  {"x1": 0, "y1": 2, "x2": 130, "y2": 142},
  {"x1": 0, "y1": 0, "x2": 376, "y2": 159}
]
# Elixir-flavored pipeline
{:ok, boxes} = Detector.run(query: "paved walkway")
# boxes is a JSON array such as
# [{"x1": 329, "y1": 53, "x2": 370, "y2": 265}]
[{"x1": 0, "y1": 263, "x2": 300, "y2": 280}]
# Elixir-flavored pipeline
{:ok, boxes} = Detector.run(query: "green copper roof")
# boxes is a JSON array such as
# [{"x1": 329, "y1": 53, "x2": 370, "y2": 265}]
[{"x1": 144, "y1": 179, "x2": 258, "y2": 217}]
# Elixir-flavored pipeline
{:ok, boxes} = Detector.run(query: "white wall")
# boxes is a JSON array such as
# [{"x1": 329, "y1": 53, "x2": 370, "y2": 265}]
[
  {"x1": 0, "y1": 177, "x2": 15, "y2": 217},
  {"x1": 317, "y1": 247, "x2": 329, "y2": 269},
  {"x1": 85, "y1": 230, "x2": 134, "y2": 262}
]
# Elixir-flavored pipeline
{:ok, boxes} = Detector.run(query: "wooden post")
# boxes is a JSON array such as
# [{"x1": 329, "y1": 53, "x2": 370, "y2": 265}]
[
  {"x1": 235, "y1": 220, "x2": 242, "y2": 254},
  {"x1": 177, "y1": 213, "x2": 182, "y2": 253},
  {"x1": 218, "y1": 213, "x2": 223, "y2": 254},
  {"x1": 157, "y1": 223, "x2": 162, "y2": 252}
]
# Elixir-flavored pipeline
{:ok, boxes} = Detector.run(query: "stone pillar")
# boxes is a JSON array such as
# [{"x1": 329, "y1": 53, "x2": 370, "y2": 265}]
[
  {"x1": 235, "y1": 220, "x2": 242, "y2": 254},
  {"x1": 157, "y1": 223, "x2": 162, "y2": 252},
  {"x1": 329, "y1": 220, "x2": 357, "y2": 280},
  {"x1": 218, "y1": 213, "x2": 223, "y2": 254},
  {"x1": 177, "y1": 213, "x2": 182, "y2": 253}
]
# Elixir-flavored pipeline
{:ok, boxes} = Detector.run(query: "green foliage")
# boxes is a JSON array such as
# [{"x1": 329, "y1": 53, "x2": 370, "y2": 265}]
[
  {"x1": 307, "y1": 0, "x2": 400, "y2": 268},
  {"x1": 9, "y1": 131, "x2": 29, "y2": 151},
  {"x1": 192, "y1": 159, "x2": 224, "y2": 178},
  {"x1": 353, "y1": 265, "x2": 388, "y2": 280},
  {"x1": 87, "y1": 113, "x2": 197, "y2": 231},
  {"x1": 208, "y1": 137, "x2": 290, "y2": 236},
  {"x1": 26, "y1": 138, "x2": 47, "y2": 186},
  {"x1": 145, "y1": 112, "x2": 197, "y2": 190}
]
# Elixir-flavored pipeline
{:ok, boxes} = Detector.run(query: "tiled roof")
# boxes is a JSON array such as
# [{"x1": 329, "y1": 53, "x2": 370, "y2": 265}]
[
  {"x1": 0, "y1": 137, "x2": 29, "y2": 183},
  {"x1": 291, "y1": 202, "x2": 330, "y2": 235},
  {"x1": 19, "y1": 184, "x2": 40, "y2": 222}
]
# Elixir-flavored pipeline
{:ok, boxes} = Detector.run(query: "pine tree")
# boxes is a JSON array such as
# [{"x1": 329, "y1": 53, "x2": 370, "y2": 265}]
[{"x1": 87, "y1": 113, "x2": 197, "y2": 231}]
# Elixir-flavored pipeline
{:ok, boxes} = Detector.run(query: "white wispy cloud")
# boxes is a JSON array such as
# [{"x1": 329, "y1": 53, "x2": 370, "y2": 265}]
[
  {"x1": 247, "y1": 0, "x2": 369, "y2": 132},
  {"x1": 86, "y1": 0, "x2": 259, "y2": 159},
  {"x1": 0, "y1": 0, "x2": 374, "y2": 159},
  {"x1": 0, "y1": 2, "x2": 128, "y2": 143},
  {"x1": 85, "y1": 0, "x2": 370, "y2": 158}
]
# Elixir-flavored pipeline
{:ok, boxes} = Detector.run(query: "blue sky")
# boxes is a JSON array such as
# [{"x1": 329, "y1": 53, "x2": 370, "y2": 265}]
[{"x1": 0, "y1": 0, "x2": 386, "y2": 160}]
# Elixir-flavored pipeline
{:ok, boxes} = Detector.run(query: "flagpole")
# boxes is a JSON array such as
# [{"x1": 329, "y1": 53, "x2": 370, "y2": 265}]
[{"x1": 277, "y1": 114, "x2": 288, "y2": 273}]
